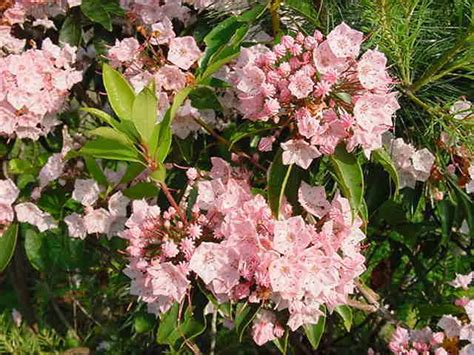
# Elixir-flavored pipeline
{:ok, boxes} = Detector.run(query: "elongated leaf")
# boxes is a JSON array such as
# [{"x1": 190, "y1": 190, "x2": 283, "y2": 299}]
[
  {"x1": 80, "y1": 137, "x2": 143, "y2": 163},
  {"x1": 84, "y1": 156, "x2": 108, "y2": 187},
  {"x1": 90, "y1": 127, "x2": 133, "y2": 146},
  {"x1": 123, "y1": 182, "x2": 159, "y2": 199},
  {"x1": 330, "y1": 145, "x2": 364, "y2": 217},
  {"x1": 234, "y1": 303, "x2": 260, "y2": 341},
  {"x1": 24, "y1": 228, "x2": 46, "y2": 271},
  {"x1": 81, "y1": 0, "x2": 124, "y2": 31},
  {"x1": 152, "y1": 87, "x2": 192, "y2": 162},
  {"x1": 59, "y1": 15, "x2": 82, "y2": 46},
  {"x1": 189, "y1": 86, "x2": 222, "y2": 111},
  {"x1": 132, "y1": 87, "x2": 158, "y2": 144},
  {"x1": 157, "y1": 303, "x2": 179, "y2": 345},
  {"x1": 335, "y1": 305, "x2": 353, "y2": 332},
  {"x1": 272, "y1": 331, "x2": 289, "y2": 354},
  {"x1": 372, "y1": 148, "x2": 400, "y2": 192},
  {"x1": 283, "y1": 0, "x2": 321, "y2": 27},
  {"x1": 0, "y1": 223, "x2": 18, "y2": 272},
  {"x1": 102, "y1": 63, "x2": 135, "y2": 120},
  {"x1": 304, "y1": 309, "x2": 326, "y2": 350},
  {"x1": 120, "y1": 162, "x2": 146, "y2": 184},
  {"x1": 268, "y1": 149, "x2": 293, "y2": 219},
  {"x1": 229, "y1": 121, "x2": 275, "y2": 149},
  {"x1": 81, "y1": 107, "x2": 121, "y2": 129}
]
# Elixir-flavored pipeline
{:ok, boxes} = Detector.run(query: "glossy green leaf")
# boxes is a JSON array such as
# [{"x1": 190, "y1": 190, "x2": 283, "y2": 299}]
[
  {"x1": 80, "y1": 137, "x2": 143, "y2": 163},
  {"x1": 229, "y1": 121, "x2": 275, "y2": 149},
  {"x1": 134, "y1": 313, "x2": 155, "y2": 334},
  {"x1": 81, "y1": 107, "x2": 122, "y2": 131},
  {"x1": 335, "y1": 305, "x2": 353, "y2": 332},
  {"x1": 102, "y1": 63, "x2": 135, "y2": 120},
  {"x1": 272, "y1": 330, "x2": 289, "y2": 354},
  {"x1": 132, "y1": 87, "x2": 158, "y2": 144},
  {"x1": 81, "y1": 0, "x2": 124, "y2": 31},
  {"x1": 283, "y1": 0, "x2": 321, "y2": 27},
  {"x1": 24, "y1": 228, "x2": 47, "y2": 271},
  {"x1": 156, "y1": 303, "x2": 179, "y2": 345},
  {"x1": 90, "y1": 127, "x2": 133, "y2": 146},
  {"x1": 0, "y1": 223, "x2": 18, "y2": 272},
  {"x1": 330, "y1": 145, "x2": 364, "y2": 217},
  {"x1": 372, "y1": 148, "x2": 400, "y2": 193},
  {"x1": 123, "y1": 182, "x2": 159, "y2": 199},
  {"x1": 120, "y1": 162, "x2": 146, "y2": 184},
  {"x1": 304, "y1": 308, "x2": 326, "y2": 350},
  {"x1": 189, "y1": 86, "x2": 222, "y2": 111},
  {"x1": 268, "y1": 149, "x2": 293, "y2": 219},
  {"x1": 84, "y1": 156, "x2": 108, "y2": 187},
  {"x1": 59, "y1": 15, "x2": 82, "y2": 46}
]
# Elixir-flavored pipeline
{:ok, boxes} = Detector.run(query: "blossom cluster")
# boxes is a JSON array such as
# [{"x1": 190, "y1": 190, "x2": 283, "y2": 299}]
[
  {"x1": 65, "y1": 179, "x2": 130, "y2": 240},
  {"x1": 0, "y1": 38, "x2": 82, "y2": 140},
  {"x1": 388, "y1": 138, "x2": 435, "y2": 189},
  {"x1": 120, "y1": 158, "x2": 366, "y2": 345},
  {"x1": 107, "y1": 30, "x2": 220, "y2": 139},
  {"x1": 0, "y1": 179, "x2": 56, "y2": 234},
  {"x1": 3, "y1": 0, "x2": 80, "y2": 26},
  {"x1": 228, "y1": 22, "x2": 399, "y2": 169},
  {"x1": 389, "y1": 272, "x2": 474, "y2": 355}
]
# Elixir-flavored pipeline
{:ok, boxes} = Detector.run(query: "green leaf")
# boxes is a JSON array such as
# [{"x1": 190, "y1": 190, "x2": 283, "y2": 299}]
[
  {"x1": 132, "y1": 87, "x2": 158, "y2": 145},
  {"x1": 24, "y1": 228, "x2": 47, "y2": 271},
  {"x1": 372, "y1": 148, "x2": 400, "y2": 193},
  {"x1": 0, "y1": 223, "x2": 18, "y2": 272},
  {"x1": 102, "y1": 63, "x2": 135, "y2": 120},
  {"x1": 272, "y1": 331, "x2": 289, "y2": 354},
  {"x1": 81, "y1": 107, "x2": 122, "y2": 131},
  {"x1": 59, "y1": 15, "x2": 82, "y2": 46},
  {"x1": 234, "y1": 303, "x2": 260, "y2": 342},
  {"x1": 189, "y1": 86, "x2": 222, "y2": 111},
  {"x1": 134, "y1": 313, "x2": 155, "y2": 334},
  {"x1": 152, "y1": 87, "x2": 192, "y2": 162},
  {"x1": 80, "y1": 0, "x2": 124, "y2": 31},
  {"x1": 120, "y1": 162, "x2": 146, "y2": 184},
  {"x1": 330, "y1": 145, "x2": 364, "y2": 217},
  {"x1": 84, "y1": 156, "x2": 108, "y2": 187},
  {"x1": 123, "y1": 182, "x2": 159, "y2": 199},
  {"x1": 268, "y1": 149, "x2": 293, "y2": 219},
  {"x1": 203, "y1": 17, "x2": 241, "y2": 48},
  {"x1": 283, "y1": 0, "x2": 321, "y2": 27},
  {"x1": 157, "y1": 303, "x2": 179, "y2": 345},
  {"x1": 335, "y1": 305, "x2": 353, "y2": 332},
  {"x1": 304, "y1": 308, "x2": 326, "y2": 350},
  {"x1": 80, "y1": 137, "x2": 143, "y2": 163},
  {"x1": 229, "y1": 121, "x2": 275, "y2": 149},
  {"x1": 90, "y1": 126, "x2": 133, "y2": 146}
]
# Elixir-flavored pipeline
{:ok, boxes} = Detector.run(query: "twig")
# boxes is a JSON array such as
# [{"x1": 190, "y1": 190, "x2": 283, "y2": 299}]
[{"x1": 159, "y1": 181, "x2": 188, "y2": 225}]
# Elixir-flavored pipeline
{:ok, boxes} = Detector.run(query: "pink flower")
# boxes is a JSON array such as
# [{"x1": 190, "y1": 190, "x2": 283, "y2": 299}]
[
  {"x1": 298, "y1": 181, "x2": 331, "y2": 218},
  {"x1": 389, "y1": 327, "x2": 410, "y2": 353},
  {"x1": 288, "y1": 70, "x2": 314, "y2": 99},
  {"x1": 357, "y1": 49, "x2": 391, "y2": 89},
  {"x1": 167, "y1": 36, "x2": 202, "y2": 70},
  {"x1": 15, "y1": 202, "x2": 57, "y2": 232},
  {"x1": 251, "y1": 310, "x2": 282, "y2": 346},
  {"x1": 65, "y1": 213, "x2": 87, "y2": 240},
  {"x1": 187, "y1": 223, "x2": 202, "y2": 239},
  {"x1": 327, "y1": 22, "x2": 363, "y2": 58},
  {"x1": 149, "y1": 262, "x2": 189, "y2": 302},
  {"x1": 0, "y1": 179, "x2": 19, "y2": 205},
  {"x1": 281, "y1": 139, "x2": 321, "y2": 169},
  {"x1": 258, "y1": 136, "x2": 275, "y2": 152},
  {"x1": 314, "y1": 80, "x2": 332, "y2": 98},
  {"x1": 108, "y1": 191, "x2": 129, "y2": 217},
  {"x1": 83, "y1": 208, "x2": 112, "y2": 235},
  {"x1": 72, "y1": 179, "x2": 100, "y2": 206},
  {"x1": 273, "y1": 216, "x2": 312, "y2": 255},
  {"x1": 449, "y1": 272, "x2": 473, "y2": 290},
  {"x1": 313, "y1": 40, "x2": 348, "y2": 74},
  {"x1": 236, "y1": 66, "x2": 266, "y2": 95},
  {"x1": 437, "y1": 315, "x2": 462, "y2": 337},
  {"x1": 151, "y1": 17, "x2": 175, "y2": 45},
  {"x1": 186, "y1": 168, "x2": 199, "y2": 182},
  {"x1": 108, "y1": 38, "x2": 141, "y2": 66},
  {"x1": 156, "y1": 65, "x2": 186, "y2": 92},
  {"x1": 296, "y1": 108, "x2": 320, "y2": 139}
]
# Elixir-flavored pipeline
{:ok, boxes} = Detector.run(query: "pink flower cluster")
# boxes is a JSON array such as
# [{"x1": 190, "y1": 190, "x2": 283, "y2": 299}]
[
  {"x1": 65, "y1": 180, "x2": 130, "y2": 240},
  {"x1": 120, "y1": 199, "x2": 208, "y2": 315},
  {"x1": 107, "y1": 34, "x2": 217, "y2": 139},
  {"x1": 389, "y1": 272, "x2": 474, "y2": 355},
  {"x1": 0, "y1": 39, "x2": 82, "y2": 140},
  {"x1": 388, "y1": 138, "x2": 435, "y2": 189},
  {"x1": 230, "y1": 23, "x2": 399, "y2": 168},
  {"x1": 3, "y1": 0, "x2": 80, "y2": 25},
  {"x1": 0, "y1": 178, "x2": 57, "y2": 233},
  {"x1": 120, "y1": 158, "x2": 366, "y2": 345}
]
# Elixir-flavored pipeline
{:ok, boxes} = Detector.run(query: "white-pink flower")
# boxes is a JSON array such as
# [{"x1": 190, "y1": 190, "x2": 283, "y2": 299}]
[
  {"x1": 72, "y1": 179, "x2": 100, "y2": 206},
  {"x1": 281, "y1": 139, "x2": 321, "y2": 169},
  {"x1": 167, "y1": 36, "x2": 202, "y2": 70},
  {"x1": 15, "y1": 202, "x2": 57, "y2": 232},
  {"x1": 288, "y1": 70, "x2": 314, "y2": 99}
]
